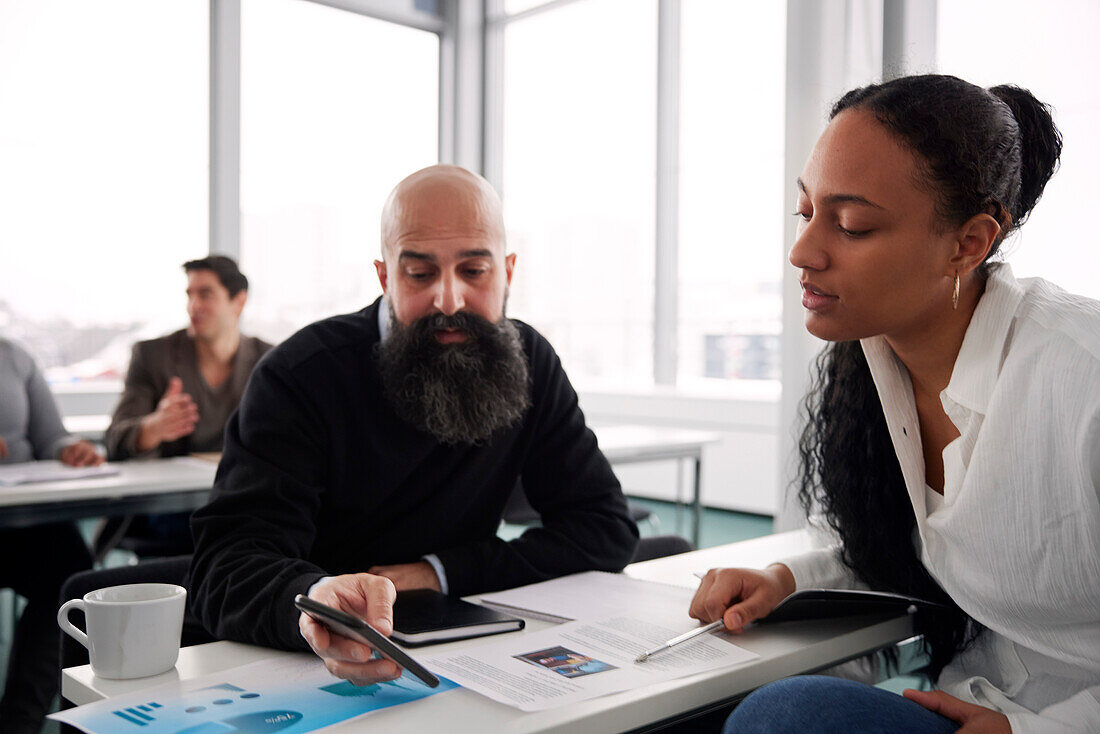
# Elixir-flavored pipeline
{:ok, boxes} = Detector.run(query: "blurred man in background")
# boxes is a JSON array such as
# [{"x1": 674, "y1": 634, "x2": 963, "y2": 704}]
[{"x1": 104, "y1": 255, "x2": 272, "y2": 553}]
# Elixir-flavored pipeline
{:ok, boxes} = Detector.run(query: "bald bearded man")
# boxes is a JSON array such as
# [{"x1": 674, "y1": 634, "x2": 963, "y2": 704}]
[{"x1": 188, "y1": 165, "x2": 638, "y2": 683}]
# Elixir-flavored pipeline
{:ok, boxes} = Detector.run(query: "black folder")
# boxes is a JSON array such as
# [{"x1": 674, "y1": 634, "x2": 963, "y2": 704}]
[
  {"x1": 391, "y1": 589, "x2": 525, "y2": 646},
  {"x1": 759, "y1": 588, "x2": 946, "y2": 624}
]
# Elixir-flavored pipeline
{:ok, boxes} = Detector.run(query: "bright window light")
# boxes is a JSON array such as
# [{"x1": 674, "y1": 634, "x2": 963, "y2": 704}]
[
  {"x1": 0, "y1": 0, "x2": 208, "y2": 383},
  {"x1": 239, "y1": 0, "x2": 439, "y2": 344}
]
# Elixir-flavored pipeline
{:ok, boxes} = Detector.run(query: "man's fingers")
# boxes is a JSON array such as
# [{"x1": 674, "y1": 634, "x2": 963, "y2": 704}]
[
  {"x1": 166, "y1": 410, "x2": 199, "y2": 428},
  {"x1": 301, "y1": 615, "x2": 379, "y2": 666},
  {"x1": 163, "y1": 417, "x2": 198, "y2": 440},
  {"x1": 300, "y1": 603, "x2": 403, "y2": 686},
  {"x1": 164, "y1": 377, "x2": 183, "y2": 397},
  {"x1": 167, "y1": 420, "x2": 198, "y2": 435},
  {"x1": 306, "y1": 573, "x2": 397, "y2": 645},
  {"x1": 299, "y1": 614, "x2": 330, "y2": 652},
  {"x1": 162, "y1": 394, "x2": 197, "y2": 412},
  {"x1": 324, "y1": 658, "x2": 402, "y2": 686},
  {"x1": 359, "y1": 575, "x2": 397, "y2": 637},
  {"x1": 167, "y1": 408, "x2": 200, "y2": 427},
  {"x1": 316, "y1": 633, "x2": 378, "y2": 664}
]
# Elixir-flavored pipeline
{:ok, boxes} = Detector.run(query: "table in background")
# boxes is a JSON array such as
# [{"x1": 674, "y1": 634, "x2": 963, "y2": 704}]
[
  {"x1": 62, "y1": 530, "x2": 914, "y2": 733},
  {"x1": 593, "y1": 425, "x2": 720, "y2": 547},
  {"x1": 61, "y1": 414, "x2": 111, "y2": 442},
  {"x1": 0, "y1": 457, "x2": 218, "y2": 529},
  {"x1": 62, "y1": 418, "x2": 720, "y2": 546}
]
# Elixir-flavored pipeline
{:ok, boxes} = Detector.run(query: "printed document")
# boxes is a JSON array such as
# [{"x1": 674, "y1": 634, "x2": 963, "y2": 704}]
[
  {"x1": 421, "y1": 613, "x2": 758, "y2": 711},
  {"x1": 479, "y1": 570, "x2": 698, "y2": 624},
  {"x1": 0, "y1": 461, "x2": 119, "y2": 486},
  {"x1": 50, "y1": 656, "x2": 458, "y2": 733}
]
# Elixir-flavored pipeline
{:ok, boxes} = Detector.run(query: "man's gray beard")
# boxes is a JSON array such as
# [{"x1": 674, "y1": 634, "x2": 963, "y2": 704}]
[{"x1": 376, "y1": 306, "x2": 531, "y2": 445}]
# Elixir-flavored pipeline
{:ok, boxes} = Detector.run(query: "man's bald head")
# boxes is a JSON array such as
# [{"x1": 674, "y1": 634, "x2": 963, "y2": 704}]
[
  {"x1": 373, "y1": 165, "x2": 526, "y2": 444},
  {"x1": 380, "y1": 164, "x2": 506, "y2": 260},
  {"x1": 374, "y1": 164, "x2": 516, "y2": 329}
]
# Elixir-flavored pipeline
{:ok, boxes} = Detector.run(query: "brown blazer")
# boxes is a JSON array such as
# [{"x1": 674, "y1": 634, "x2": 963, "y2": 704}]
[{"x1": 105, "y1": 329, "x2": 273, "y2": 460}]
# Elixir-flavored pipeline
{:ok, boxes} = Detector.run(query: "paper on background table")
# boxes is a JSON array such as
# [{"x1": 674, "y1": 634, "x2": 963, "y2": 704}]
[
  {"x1": 50, "y1": 655, "x2": 458, "y2": 733},
  {"x1": 0, "y1": 461, "x2": 120, "y2": 486},
  {"x1": 421, "y1": 613, "x2": 758, "y2": 712},
  {"x1": 478, "y1": 571, "x2": 697, "y2": 625}
]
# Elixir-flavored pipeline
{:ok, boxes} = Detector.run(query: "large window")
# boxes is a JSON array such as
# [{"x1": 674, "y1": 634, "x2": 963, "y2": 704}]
[
  {"x1": 239, "y1": 0, "x2": 439, "y2": 343},
  {"x1": 500, "y1": 0, "x2": 657, "y2": 387},
  {"x1": 678, "y1": 0, "x2": 786, "y2": 385},
  {"x1": 496, "y1": 0, "x2": 787, "y2": 390},
  {"x1": 938, "y1": 0, "x2": 1100, "y2": 300},
  {"x1": 0, "y1": 0, "x2": 208, "y2": 383}
]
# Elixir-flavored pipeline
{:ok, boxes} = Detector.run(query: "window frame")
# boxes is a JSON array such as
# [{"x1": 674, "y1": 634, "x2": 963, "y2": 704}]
[
  {"x1": 200, "y1": 0, "x2": 943, "y2": 520},
  {"x1": 484, "y1": 0, "x2": 682, "y2": 386},
  {"x1": 208, "y1": 0, "x2": 462, "y2": 258}
]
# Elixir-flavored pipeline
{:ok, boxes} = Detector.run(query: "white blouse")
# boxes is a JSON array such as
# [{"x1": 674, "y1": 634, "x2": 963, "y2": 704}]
[{"x1": 780, "y1": 265, "x2": 1100, "y2": 733}]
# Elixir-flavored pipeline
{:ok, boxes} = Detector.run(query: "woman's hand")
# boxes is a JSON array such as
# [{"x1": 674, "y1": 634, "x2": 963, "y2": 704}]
[
  {"x1": 688, "y1": 564, "x2": 796, "y2": 632},
  {"x1": 58, "y1": 440, "x2": 104, "y2": 467},
  {"x1": 904, "y1": 689, "x2": 1011, "y2": 733}
]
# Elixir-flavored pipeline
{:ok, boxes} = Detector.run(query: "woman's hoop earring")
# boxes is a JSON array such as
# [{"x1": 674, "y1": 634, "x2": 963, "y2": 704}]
[{"x1": 952, "y1": 272, "x2": 960, "y2": 310}]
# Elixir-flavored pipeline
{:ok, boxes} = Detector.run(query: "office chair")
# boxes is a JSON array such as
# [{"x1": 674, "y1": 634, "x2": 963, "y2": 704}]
[
  {"x1": 91, "y1": 514, "x2": 194, "y2": 565},
  {"x1": 630, "y1": 535, "x2": 694, "y2": 563}
]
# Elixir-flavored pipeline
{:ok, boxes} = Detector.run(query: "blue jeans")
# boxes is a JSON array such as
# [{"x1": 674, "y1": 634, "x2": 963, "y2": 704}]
[{"x1": 722, "y1": 676, "x2": 959, "y2": 734}]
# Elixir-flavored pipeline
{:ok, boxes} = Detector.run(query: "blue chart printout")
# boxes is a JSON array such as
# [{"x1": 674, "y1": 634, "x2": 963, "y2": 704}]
[{"x1": 51, "y1": 656, "x2": 459, "y2": 733}]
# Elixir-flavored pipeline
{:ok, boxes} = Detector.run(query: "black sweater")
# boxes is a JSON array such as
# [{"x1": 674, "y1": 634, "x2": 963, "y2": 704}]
[{"x1": 187, "y1": 299, "x2": 639, "y2": 650}]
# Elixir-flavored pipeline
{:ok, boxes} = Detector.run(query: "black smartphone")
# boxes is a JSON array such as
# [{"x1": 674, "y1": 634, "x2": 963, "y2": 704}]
[{"x1": 294, "y1": 594, "x2": 440, "y2": 688}]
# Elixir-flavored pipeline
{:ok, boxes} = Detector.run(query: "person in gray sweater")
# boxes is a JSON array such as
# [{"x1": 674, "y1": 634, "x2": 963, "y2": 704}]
[{"x1": 0, "y1": 337, "x2": 101, "y2": 734}]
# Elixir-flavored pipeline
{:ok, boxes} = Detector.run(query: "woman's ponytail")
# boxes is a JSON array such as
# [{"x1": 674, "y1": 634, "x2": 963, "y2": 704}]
[{"x1": 988, "y1": 85, "x2": 1063, "y2": 226}]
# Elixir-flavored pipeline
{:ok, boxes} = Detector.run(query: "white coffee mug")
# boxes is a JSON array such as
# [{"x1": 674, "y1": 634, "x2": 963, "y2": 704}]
[{"x1": 57, "y1": 583, "x2": 186, "y2": 679}]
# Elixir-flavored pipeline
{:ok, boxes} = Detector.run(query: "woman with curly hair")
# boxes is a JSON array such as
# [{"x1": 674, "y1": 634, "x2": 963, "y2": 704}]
[{"x1": 689, "y1": 74, "x2": 1099, "y2": 733}]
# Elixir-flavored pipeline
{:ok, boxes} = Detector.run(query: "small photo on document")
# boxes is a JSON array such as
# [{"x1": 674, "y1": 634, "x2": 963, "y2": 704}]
[{"x1": 514, "y1": 646, "x2": 618, "y2": 679}]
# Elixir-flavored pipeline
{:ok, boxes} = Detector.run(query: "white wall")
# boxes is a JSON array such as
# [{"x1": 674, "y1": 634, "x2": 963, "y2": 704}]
[{"x1": 580, "y1": 387, "x2": 779, "y2": 515}]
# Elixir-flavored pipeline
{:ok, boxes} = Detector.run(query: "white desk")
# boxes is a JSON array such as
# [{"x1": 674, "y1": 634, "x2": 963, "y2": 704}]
[
  {"x1": 58, "y1": 420, "x2": 721, "y2": 545},
  {"x1": 593, "y1": 425, "x2": 720, "y2": 547},
  {"x1": 61, "y1": 414, "x2": 111, "y2": 442},
  {"x1": 63, "y1": 531, "x2": 914, "y2": 733},
  {"x1": 0, "y1": 457, "x2": 217, "y2": 529}
]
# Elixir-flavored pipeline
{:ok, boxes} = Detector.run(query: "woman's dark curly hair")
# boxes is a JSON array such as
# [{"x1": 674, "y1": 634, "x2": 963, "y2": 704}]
[{"x1": 797, "y1": 75, "x2": 1061, "y2": 680}]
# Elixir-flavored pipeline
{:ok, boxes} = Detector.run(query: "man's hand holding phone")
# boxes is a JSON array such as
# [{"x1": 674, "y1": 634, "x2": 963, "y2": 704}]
[{"x1": 298, "y1": 573, "x2": 401, "y2": 686}]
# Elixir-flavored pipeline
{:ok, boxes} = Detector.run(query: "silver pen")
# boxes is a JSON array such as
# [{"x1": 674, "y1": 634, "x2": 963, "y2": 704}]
[{"x1": 635, "y1": 620, "x2": 725, "y2": 663}]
